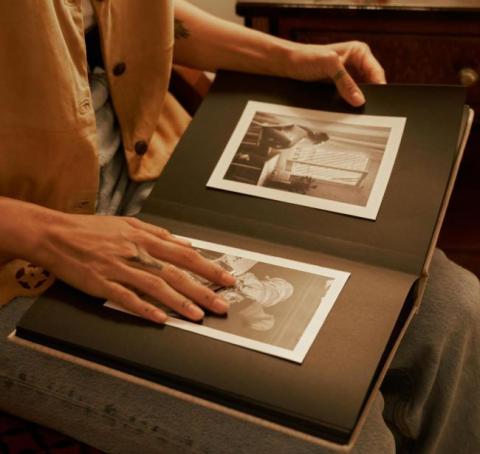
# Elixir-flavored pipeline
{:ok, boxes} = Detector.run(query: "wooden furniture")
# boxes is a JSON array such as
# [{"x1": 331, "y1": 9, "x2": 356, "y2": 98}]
[
  {"x1": 237, "y1": 0, "x2": 480, "y2": 276},
  {"x1": 170, "y1": 66, "x2": 213, "y2": 116}
]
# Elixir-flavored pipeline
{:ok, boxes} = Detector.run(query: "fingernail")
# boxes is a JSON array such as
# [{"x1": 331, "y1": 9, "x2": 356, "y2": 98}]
[
  {"x1": 221, "y1": 271, "x2": 236, "y2": 286},
  {"x1": 190, "y1": 305, "x2": 205, "y2": 320},
  {"x1": 213, "y1": 297, "x2": 229, "y2": 313},
  {"x1": 151, "y1": 310, "x2": 167, "y2": 324},
  {"x1": 352, "y1": 91, "x2": 365, "y2": 106},
  {"x1": 173, "y1": 236, "x2": 192, "y2": 246}
]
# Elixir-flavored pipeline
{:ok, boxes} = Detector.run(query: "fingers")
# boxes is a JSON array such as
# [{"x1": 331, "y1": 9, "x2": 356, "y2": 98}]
[
  {"x1": 328, "y1": 41, "x2": 386, "y2": 85},
  {"x1": 106, "y1": 281, "x2": 167, "y2": 324},
  {"x1": 160, "y1": 262, "x2": 229, "y2": 314},
  {"x1": 115, "y1": 261, "x2": 229, "y2": 321},
  {"x1": 324, "y1": 54, "x2": 366, "y2": 107},
  {"x1": 124, "y1": 217, "x2": 191, "y2": 247},
  {"x1": 41, "y1": 213, "x2": 233, "y2": 325},
  {"x1": 124, "y1": 217, "x2": 235, "y2": 286},
  {"x1": 293, "y1": 41, "x2": 386, "y2": 106},
  {"x1": 349, "y1": 41, "x2": 386, "y2": 84},
  {"x1": 139, "y1": 236, "x2": 236, "y2": 288},
  {"x1": 361, "y1": 51, "x2": 386, "y2": 84},
  {"x1": 109, "y1": 217, "x2": 236, "y2": 322}
]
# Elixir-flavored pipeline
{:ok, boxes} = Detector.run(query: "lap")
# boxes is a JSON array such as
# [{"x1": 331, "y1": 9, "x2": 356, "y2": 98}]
[
  {"x1": 385, "y1": 250, "x2": 480, "y2": 453},
  {"x1": 1, "y1": 299, "x2": 373, "y2": 453},
  {"x1": 393, "y1": 248, "x2": 479, "y2": 364},
  {"x1": 3, "y1": 250, "x2": 477, "y2": 453}
]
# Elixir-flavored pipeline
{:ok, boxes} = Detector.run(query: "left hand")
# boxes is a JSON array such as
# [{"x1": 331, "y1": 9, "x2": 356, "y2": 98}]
[{"x1": 284, "y1": 41, "x2": 386, "y2": 107}]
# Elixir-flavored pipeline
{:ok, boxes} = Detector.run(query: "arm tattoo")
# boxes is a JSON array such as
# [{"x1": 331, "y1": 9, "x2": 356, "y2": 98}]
[
  {"x1": 126, "y1": 244, "x2": 164, "y2": 272},
  {"x1": 174, "y1": 19, "x2": 190, "y2": 40}
]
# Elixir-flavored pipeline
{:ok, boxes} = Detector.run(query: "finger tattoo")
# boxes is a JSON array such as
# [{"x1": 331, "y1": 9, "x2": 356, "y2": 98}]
[
  {"x1": 126, "y1": 243, "x2": 165, "y2": 271},
  {"x1": 333, "y1": 69, "x2": 347, "y2": 82}
]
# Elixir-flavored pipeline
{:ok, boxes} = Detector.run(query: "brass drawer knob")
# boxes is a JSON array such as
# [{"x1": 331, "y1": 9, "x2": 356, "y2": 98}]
[{"x1": 458, "y1": 67, "x2": 479, "y2": 88}]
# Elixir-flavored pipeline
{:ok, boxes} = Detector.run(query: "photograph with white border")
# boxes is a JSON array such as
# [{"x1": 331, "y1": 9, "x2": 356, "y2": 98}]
[
  {"x1": 105, "y1": 237, "x2": 350, "y2": 364},
  {"x1": 207, "y1": 101, "x2": 406, "y2": 220}
]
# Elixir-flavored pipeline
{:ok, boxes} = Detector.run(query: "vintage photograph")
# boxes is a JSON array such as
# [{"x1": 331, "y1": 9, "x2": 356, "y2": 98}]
[
  {"x1": 207, "y1": 101, "x2": 406, "y2": 219},
  {"x1": 106, "y1": 237, "x2": 350, "y2": 363}
]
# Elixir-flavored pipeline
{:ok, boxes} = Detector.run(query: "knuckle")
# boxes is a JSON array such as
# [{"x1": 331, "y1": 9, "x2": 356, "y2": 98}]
[
  {"x1": 360, "y1": 41, "x2": 371, "y2": 52},
  {"x1": 103, "y1": 254, "x2": 119, "y2": 272},
  {"x1": 180, "y1": 248, "x2": 199, "y2": 264},
  {"x1": 143, "y1": 273, "x2": 162, "y2": 290},
  {"x1": 165, "y1": 264, "x2": 183, "y2": 280},
  {"x1": 352, "y1": 40, "x2": 364, "y2": 48},
  {"x1": 115, "y1": 287, "x2": 134, "y2": 304},
  {"x1": 181, "y1": 297, "x2": 192, "y2": 308},
  {"x1": 128, "y1": 228, "x2": 148, "y2": 245},
  {"x1": 343, "y1": 77, "x2": 357, "y2": 90},
  {"x1": 143, "y1": 273, "x2": 157, "y2": 288},
  {"x1": 325, "y1": 50, "x2": 340, "y2": 63},
  {"x1": 84, "y1": 265, "x2": 102, "y2": 283},
  {"x1": 121, "y1": 241, "x2": 138, "y2": 258},
  {"x1": 211, "y1": 265, "x2": 225, "y2": 281},
  {"x1": 142, "y1": 305, "x2": 152, "y2": 315},
  {"x1": 123, "y1": 216, "x2": 142, "y2": 228},
  {"x1": 155, "y1": 278, "x2": 170, "y2": 294},
  {"x1": 156, "y1": 227, "x2": 170, "y2": 237},
  {"x1": 203, "y1": 289, "x2": 216, "y2": 304}
]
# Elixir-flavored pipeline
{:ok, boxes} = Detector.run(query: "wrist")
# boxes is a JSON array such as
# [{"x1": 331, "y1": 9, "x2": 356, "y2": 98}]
[
  {"x1": 268, "y1": 37, "x2": 300, "y2": 79},
  {"x1": 0, "y1": 197, "x2": 68, "y2": 265}
]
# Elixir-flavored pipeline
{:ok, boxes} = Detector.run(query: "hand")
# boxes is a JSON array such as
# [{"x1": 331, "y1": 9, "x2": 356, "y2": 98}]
[
  {"x1": 285, "y1": 41, "x2": 386, "y2": 107},
  {"x1": 34, "y1": 213, "x2": 235, "y2": 324}
]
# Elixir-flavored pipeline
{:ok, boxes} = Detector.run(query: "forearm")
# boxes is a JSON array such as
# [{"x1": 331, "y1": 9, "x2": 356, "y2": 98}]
[
  {"x1": 173, "y1": 0, "x2": 296, "y2": 77},
  {"x1": 0, "y1": 197, "x2": 63, "y2": 264}
]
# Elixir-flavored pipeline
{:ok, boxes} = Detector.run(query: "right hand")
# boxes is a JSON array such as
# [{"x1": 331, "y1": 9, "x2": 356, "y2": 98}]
[
  {"x1": 31, "y1": 212, "x2": 235, "y2": 324},
  {"x1": 284, "y1": 40, "x2": 387, "y2": 107}
]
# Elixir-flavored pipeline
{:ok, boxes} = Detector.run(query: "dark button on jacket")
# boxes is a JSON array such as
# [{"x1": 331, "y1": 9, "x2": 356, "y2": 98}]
[
  {"x1": 113, "y1": 62, "x2": 126, "y2": 76},
  {"x1": 134, "y1": 140, "x2": 149, "y2": 155}
]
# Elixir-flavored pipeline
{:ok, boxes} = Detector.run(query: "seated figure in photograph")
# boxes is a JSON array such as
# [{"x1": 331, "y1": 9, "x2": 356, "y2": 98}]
[
  {"x1": 220, "y1": 271, "x2": 295, "y2": 332},
  {"x1": 0, "y1": 1, "x2": 479, "y2": 453}
]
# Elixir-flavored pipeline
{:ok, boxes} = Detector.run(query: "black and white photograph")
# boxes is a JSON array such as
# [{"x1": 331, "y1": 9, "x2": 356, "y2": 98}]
[
  {"x1": 106, "y1": 237, "x2": 349, "y2": 363},
  {"x1": 207, "y1": 101, "x2": 406, "y2": 219}
]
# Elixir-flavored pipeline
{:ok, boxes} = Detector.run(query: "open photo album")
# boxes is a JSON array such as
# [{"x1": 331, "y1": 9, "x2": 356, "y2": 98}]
[{"x1": 12, "y1": 71, "x2": 473, "y2": 447}]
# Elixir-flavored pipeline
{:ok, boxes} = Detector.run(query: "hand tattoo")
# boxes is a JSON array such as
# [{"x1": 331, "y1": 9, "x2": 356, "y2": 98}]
[{"x1": 126, "y1": 244, "x2": 164, "y2": 272}]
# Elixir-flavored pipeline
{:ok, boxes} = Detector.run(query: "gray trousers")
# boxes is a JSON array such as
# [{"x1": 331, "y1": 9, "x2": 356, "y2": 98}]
[{"x1": 1, "y1": 250, "x2": 479, "y2": 454}]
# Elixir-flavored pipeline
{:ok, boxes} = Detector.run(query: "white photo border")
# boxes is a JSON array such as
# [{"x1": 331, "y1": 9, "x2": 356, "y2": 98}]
[
  {"x1": 207, "y1": 101, "x2": 407, "y2": 220},
  {"x1": 105, "y1": 236, "x2": 350, "y2": 364}
]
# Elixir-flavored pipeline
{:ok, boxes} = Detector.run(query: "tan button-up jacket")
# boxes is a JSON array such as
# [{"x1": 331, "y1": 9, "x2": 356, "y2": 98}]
[{"x1": 0, "y1": 0, "x2": 190, "y2": 305}]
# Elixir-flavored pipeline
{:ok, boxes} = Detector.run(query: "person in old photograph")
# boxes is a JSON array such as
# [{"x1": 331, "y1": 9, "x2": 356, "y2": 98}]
[
  {"x1": 194, "y1": 251, "x2": 335, "y2": 353},
  {"x1": 219, "y1": 271, "x2": 295, "y2": 333},
  {"x1": 0, "y1": 1, "x2": 479, "y2": 454},
  {"x1": 226, "y1": 111, "x2": 331, "y2": 184},
  {"x1": 152, "y1": 249, "x2": 311, "y2": 347},
  {"x1": 224, "y1": 109, "x2": 391, "y2": 208},
  {"x1": 177, "y1": 248, "x2": 338, "y2": 352},
  {"x1": 192, "y1": 249, "x2": 296, "y2": 335}
]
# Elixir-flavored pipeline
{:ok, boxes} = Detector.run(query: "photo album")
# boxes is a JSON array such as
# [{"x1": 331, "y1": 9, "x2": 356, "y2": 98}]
[{"x1": 12, "y1": 71, "x2": 473, "y2": 445}]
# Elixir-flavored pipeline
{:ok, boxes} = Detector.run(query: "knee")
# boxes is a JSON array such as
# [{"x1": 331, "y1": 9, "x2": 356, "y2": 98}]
[{"x1": 421, "y1": 249, "x2": 480, "y2": 332}]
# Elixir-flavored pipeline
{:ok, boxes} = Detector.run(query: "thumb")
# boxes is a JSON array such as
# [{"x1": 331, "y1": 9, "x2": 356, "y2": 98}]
[{"x1": 328, "y1": 60, "x2": 366, "y2": 107}]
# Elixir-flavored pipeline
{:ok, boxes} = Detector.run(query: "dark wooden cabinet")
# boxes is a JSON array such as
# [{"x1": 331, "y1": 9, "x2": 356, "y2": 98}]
[{"x1": 237, "y1": 0, "x2": 480, "y2": 276}]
